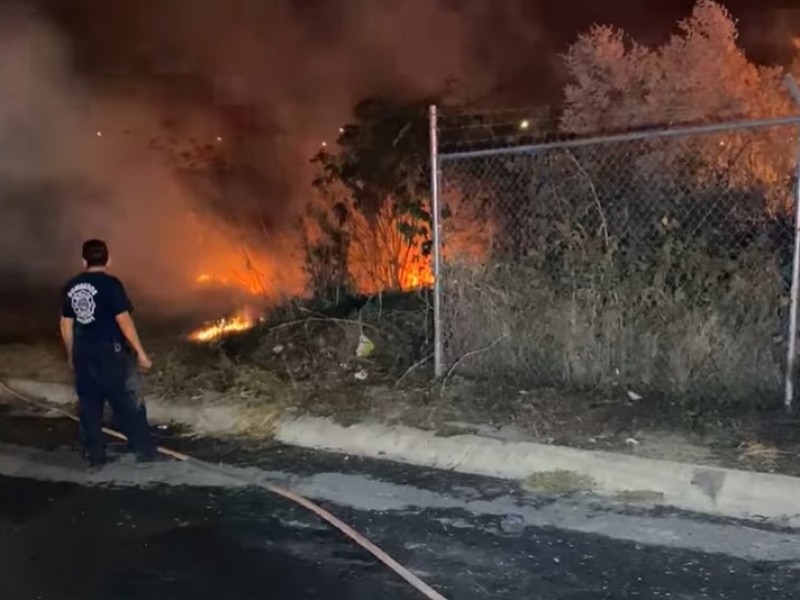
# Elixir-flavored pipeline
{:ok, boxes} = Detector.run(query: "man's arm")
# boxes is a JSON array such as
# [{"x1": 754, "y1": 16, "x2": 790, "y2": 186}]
[
  {"x1": 115, "y1": 311, "x2": 147, "y2": 358},
  {"x1": 111, "y1": 278, "x2": 151, "y2": 369},
  {"x1": 59, "y1": 316, "x2": 74, "y2": 365},
  {"x1": 60, "y1": 284, "x2": 75, "y2": 367}
]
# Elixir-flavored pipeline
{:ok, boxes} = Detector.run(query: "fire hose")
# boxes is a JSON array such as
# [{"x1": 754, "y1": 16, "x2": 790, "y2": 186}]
[{"x1": 0, "y1": 379, "x2": 449, "y2": 600}]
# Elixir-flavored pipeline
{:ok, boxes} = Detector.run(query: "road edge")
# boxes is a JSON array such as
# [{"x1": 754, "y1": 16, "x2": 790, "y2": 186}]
[{"x1": 6, "y1": 377, "x2": 800, "y2": 526}]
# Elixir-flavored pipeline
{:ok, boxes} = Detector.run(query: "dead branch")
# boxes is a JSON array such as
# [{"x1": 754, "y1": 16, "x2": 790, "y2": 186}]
[
  {"x1": 565, "y1": 150, "x2": 610, "y2": 252},
  {"x1": 441, "y1": 334, "x2": 509, "y2": 392},
  {"x1": 394, "y1": 354, "x2": 433, "y2": 388},
  {"x1": 276, "y1": 310, "x2": 383, "y2": 333}
]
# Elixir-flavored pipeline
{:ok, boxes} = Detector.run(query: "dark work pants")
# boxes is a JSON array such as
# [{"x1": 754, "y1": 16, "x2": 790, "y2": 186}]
[{"x1": 73, "y1": 343, "x2": 156, "y2": 465}]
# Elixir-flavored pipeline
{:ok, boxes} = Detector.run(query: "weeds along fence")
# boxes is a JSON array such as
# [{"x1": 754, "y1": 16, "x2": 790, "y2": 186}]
[{"x1": 430, "y1": 109, "x2": 800, "y2": 412}]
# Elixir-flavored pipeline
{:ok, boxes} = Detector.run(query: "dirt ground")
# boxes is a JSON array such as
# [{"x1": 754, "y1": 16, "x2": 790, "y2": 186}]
[{"x1": 2, "y1": 294, "x2": 800, "y2": 479}]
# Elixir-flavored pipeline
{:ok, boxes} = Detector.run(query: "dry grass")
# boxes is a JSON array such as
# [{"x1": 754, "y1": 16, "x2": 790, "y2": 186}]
[
  {"x1": 737, "y1": 441, "x2": 784, "y2": 466},
  {"x1": 0, "y1": 342, "x2": 71, "y2": 383},
  {"x1": 141, "y1": 294, "x2": 435, "y2": 435},
  {"x1": 440, "y1": 139, "x2": 792, "y2": 421},
  {"x1": 521, "y1": 470, "x2": 596, "y2": 494},
  {"x1": 442, "y1": 247, "x2": 785, "y2": 418}
]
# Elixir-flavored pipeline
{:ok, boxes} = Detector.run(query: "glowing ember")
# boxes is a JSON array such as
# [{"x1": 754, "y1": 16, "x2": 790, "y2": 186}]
[{"x1": 189, "y1": 311, "x2": 255, "y2": 342}]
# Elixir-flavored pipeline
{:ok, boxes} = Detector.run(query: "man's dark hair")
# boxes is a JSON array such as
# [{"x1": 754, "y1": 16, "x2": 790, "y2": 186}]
[{"x1": 82, "y1": 239, "x2": 109, "y2": 267}]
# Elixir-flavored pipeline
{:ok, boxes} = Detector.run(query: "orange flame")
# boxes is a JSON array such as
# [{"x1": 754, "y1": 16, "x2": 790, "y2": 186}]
[
  {"x1": 194, "y1": 271, "x2": 265, "y2": 294},
  {"x1": 398, "y1": 260, "x2": 434, "y2": 291},
  {"x1": 189, "y1": 310, "x2": 256, "y2": 342},
  {"x1": 186, "y1": 188, "x2": 486, "y2": 343}
]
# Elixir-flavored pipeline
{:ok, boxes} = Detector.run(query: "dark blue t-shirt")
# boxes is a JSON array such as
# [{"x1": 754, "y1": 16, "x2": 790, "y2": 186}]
[{"x1": 61, "y1": 272, "x2": 133, "y2": 349}]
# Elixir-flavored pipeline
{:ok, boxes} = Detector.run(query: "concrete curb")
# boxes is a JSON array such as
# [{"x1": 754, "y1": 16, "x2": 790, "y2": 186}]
[
  {"x1": 6, "y1": 378, "x2": 800, "y2": 526},
  {"x1": 4, "y1": 378, "x2": 247, "y2": 435}
]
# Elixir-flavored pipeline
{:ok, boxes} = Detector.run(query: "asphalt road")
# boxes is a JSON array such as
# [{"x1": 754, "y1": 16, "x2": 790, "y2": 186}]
[{"x1": 1, "y1": 400, "x2": 800, "y2": 599}]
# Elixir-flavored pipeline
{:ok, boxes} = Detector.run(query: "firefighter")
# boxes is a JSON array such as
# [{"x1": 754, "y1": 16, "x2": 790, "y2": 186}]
[{"x1": 59, "y1": 239, "x2": 156, "y2": 467}]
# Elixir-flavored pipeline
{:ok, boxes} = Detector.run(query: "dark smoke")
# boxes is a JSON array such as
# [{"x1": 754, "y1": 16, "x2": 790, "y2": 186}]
[
  {"x1": 1, "y1": 0, "x2": 799, "y2": 312},
  {"x1": 0, "y1": 6, "x2": 242, "y2": 309}
]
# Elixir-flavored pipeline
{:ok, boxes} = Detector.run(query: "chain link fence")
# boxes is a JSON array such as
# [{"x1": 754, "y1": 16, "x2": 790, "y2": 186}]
[{"x1": 433, "y1": 113, "x2": 800, "y2": 409}]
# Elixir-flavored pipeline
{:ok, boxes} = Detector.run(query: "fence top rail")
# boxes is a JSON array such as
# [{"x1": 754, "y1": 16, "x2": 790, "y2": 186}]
[{"x1": 438, "y1": 114, "x2": 800, "y2": 162}]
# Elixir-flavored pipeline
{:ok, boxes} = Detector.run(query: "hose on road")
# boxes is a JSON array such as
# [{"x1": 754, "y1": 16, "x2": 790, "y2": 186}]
[{"x1": 0, "y1": 379, "x2": 449, "y2": 600}]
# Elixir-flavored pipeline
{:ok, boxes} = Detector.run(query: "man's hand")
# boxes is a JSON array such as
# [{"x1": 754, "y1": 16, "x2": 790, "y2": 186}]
[
  {"x1": 137, "y1": 351, "x2": 152, "y2": 371},
  {"x1": 60, "y1": 317, "x2": 74, "y2": 370}
]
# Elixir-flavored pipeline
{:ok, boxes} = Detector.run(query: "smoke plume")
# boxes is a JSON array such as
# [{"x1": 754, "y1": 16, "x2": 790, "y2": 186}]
[
  {"x1": 0, "y1": 6, "x2": 256, "y2": 313},
  {"x1": 2, "y1": 0, "x2": 799, "y2": 313}
]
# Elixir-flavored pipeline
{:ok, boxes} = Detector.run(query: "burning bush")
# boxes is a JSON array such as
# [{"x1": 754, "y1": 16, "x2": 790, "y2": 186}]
[
  {"x1": 305, "y1": 99, "x2": 436, "y2": 300},
  {"x1": 304, "y1": 193, "x2": 434, "y2": 295}
]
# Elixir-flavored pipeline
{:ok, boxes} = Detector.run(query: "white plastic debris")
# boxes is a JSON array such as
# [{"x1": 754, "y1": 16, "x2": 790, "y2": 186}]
[
  {"x1": 355, "y1": 334, "x2": 375, "y2": 358},
  {"x1": 627, "y1": 390, "x2": 643, "y2": 401},
  {"x1": 625, "y1": 437, "x2": 641, "y2": 446},
  {"x1": 272, "y1": 344, "x2": 284, "y2": 355},
  {"x1": 354, "y1": 369, "x2": 369, "y2": 381}
]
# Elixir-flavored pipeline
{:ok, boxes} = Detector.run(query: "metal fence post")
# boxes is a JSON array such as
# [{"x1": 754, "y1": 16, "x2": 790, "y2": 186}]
[
  {"x1": 784, "y1": 156, "x2": 800, "y2": 412},
  {"x1": 429, "y1": 105, "x2": 444, "y2": 379},
  {"x1": 783, "y1": 74, "x2": 800, "y2": 412}
]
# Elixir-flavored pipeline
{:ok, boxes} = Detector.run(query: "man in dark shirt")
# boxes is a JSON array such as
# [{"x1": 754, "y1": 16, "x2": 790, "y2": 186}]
[{"x1": 60, "y1": 239, "x2": 156, "y2": 467}]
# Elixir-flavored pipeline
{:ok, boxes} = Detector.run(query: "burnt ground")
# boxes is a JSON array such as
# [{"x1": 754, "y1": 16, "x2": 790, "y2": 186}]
[
  {"x1": 2, "y1": 402, "x2": 800, "y2": 600},
  {"x1": 2, "y1": 287, "x2": 800, "y2": 479}
]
